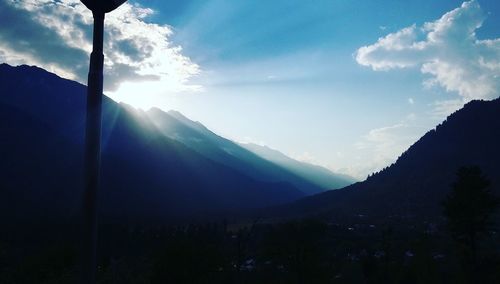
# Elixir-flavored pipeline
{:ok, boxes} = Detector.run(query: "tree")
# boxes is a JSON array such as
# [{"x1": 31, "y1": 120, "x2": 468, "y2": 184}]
[{"x1": 442, "y1": 166, "x2": 499, "y2": 280}]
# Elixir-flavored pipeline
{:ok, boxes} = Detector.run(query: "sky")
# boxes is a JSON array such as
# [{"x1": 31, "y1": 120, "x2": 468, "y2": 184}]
[{"x1": 0, "y1": 0, "x2": 499, "y2": 179}]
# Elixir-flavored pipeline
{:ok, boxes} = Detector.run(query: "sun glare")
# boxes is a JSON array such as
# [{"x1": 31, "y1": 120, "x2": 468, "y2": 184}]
[{"x1": 107, "y1": 80, "x2": 178, "y2": 111}]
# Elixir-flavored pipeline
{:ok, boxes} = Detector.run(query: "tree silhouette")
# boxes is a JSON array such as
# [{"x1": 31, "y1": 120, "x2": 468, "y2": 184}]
[{"x1": 442, "y1": 166, "x2": 499, "y2": 281}]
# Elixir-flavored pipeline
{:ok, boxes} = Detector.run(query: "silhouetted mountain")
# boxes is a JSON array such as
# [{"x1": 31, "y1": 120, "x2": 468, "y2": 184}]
[
  {"x1": 276, "y1": 98, "x2": 500, "y2": 221},
  {"x1": 0, "y1": 103, "x2": 82, "y2": 223},
  {"x1": 240, "y1": 143, "x2": 356, "y2": 190},
  {"x1": 0, "y1": 63, "x2": 304, "y2": 223},
  {"x1": 146, "y1": 108, "x2": 353, "y2": 195}
]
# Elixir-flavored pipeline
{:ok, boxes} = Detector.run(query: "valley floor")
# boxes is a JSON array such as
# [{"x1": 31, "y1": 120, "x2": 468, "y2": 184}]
[{"x1": 1, "y1": 216, "x2": 499, "y2": 284}]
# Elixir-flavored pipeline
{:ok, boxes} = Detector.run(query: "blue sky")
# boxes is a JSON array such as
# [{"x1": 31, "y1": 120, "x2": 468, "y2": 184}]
[{"x1": 0, "y1": 0, "x2": 499, "y2": 178}]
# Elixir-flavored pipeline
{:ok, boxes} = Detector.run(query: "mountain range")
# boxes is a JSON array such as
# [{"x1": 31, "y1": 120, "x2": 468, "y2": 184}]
[
  {"x1": 2, "y1": 63, "x2": 498, "y2": 225},
  {"x1": 240, "y1": 143, "x2": 355, "y2": 190},
  {"x1": 146, "y1": 108, "x2": 354, "y2": 195},
  {"x1": 273, "y1": 97, "x2": 500, "y2": 222},
  {"x1": 0, "y1": 63, "x2": 353, "y2": 223}
]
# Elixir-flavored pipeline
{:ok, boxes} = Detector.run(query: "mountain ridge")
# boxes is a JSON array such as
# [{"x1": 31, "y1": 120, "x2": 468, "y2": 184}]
[
  {"x1": 240, "y1": 142, "x2": 356, "y2": 190},
  {"x1": 0, "y1": 63, "x2": 354, "y2": 223},
  {"x1": 271, "y1": 97, "x2": 500, "y2": 221},
  {"x1": 0, "y1": 63, "x2": 306, "y2": 222},
  {"x1": 146, "y1": 105, "x2": 353, "y2": 195}
]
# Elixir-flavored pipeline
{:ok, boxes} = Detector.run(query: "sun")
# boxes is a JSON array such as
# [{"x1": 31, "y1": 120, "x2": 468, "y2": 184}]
[{"x1": 106, "y1": 80, "x2": 178, "y2": 111}]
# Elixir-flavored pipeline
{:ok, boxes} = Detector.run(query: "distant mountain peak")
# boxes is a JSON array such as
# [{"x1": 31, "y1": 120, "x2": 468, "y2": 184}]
[
  {"x1": 281, "y1": 97, "x2": 500, "y2": 221},
  {"x1": 146, "y1": 107, "x2": 356, "y2": 194},
  {"x1": 0, "y1": 63, "x2": 307, "y2": 221},
  {"x1": 240, "y1": 142, "x2": 357, "y2": 190},
  {"x1": 1, "y1": 63, "x2": 57, "y2": 76},
  {"x1": 166, "y1": 109, "x2": 184, "y2": 117}
]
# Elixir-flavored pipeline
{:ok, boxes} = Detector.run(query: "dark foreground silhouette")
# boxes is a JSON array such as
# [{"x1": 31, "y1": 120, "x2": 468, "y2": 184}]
[
  {"x1": 1, "y1": 196, "x2": 498, "y2": 283},
  {"x1": 0, "y1": 64, "x2": 499, "y2": 282}
]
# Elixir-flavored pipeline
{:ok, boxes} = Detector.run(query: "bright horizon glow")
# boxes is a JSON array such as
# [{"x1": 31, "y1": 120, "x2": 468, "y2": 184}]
[{"x1": 108, "y1": 81, "x2": 169, "y2": 110}]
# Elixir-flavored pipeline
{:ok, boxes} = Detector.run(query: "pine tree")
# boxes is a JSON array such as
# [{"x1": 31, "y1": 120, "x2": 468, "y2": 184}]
[
  {"x1": 442, "y1": 166, "x2": 499, "y2": 282},
  {"x1": 443, "y1": 166, "x2": 498, "y2": 247}
]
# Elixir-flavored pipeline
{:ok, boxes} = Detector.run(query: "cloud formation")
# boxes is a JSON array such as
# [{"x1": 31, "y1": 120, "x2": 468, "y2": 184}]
[
  {"x1": 430, "y1": 99, "x2": 467, "y2": 119},
  {"x1": 0, "y1": 0, "x2": 200, "y2": 92},
  {"x1": 355, "y1": 123, "x2": 418, "y2": 176},
  {"x1": 356, "y1": 1, "x2": 500, "y2": 100}
]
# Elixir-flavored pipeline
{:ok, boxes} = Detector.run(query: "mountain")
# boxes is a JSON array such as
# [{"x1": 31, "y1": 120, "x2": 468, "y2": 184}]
[
  {"x1": 240, "y1": 143, "x2": 356, "y2": 190},
  {"x1": 0, "y1": 63, "x2": 306, "y2": 223},
  {"x1": 146, "y1": 108, "x2": 353, "y2": 195},
  {"x1": 274, "y1": 98, "x2": 500, "y2": 221}
]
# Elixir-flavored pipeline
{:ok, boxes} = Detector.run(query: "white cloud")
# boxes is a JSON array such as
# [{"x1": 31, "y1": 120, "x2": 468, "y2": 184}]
[
  {"x1": 430, "y1": 99, "x2": 467, "y2": 119},
  {"x1": 351, "y1": 116, "x2": 428, "y2": 179},
  {"x1": 406, "y1": 113, "x2": 417, "y2": 121},
  {"x1": 0, "y1": 0, "x2": 200, "y2": 92},
  {"x1": 356, "y1": 1, "x2": 500, "y2": 100},
  {"x1": 408, "y1": 97, "x2": 415, "y2": 104},
  {"x1": 356, "y1": 123, "x2": 411, "y2": 153}
]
